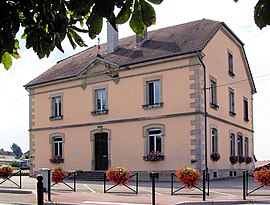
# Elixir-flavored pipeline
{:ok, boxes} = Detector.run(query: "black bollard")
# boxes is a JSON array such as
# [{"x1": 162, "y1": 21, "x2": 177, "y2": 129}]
[
  {"x1": 243, "y1": 170, "x2": 246, "y2": 200},
  {"x1": 37, "y1": 174, "x2": 44, "y2": 205},
  {"x1": 150, "y1": 172, "x2": 159, "y2": 205},
  {"x1": 203, "y1": 170, "x2": 206, "y2": 201}
]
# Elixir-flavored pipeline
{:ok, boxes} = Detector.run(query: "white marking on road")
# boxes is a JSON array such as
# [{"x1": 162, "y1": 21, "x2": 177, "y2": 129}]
[
  {"x1": 83, "y1": 201, "x2": 151, "y2": 205},
  {"x1": 211, "y1": 190, "x2": 237, "y2": 197},
  {"x1": 139, "y1": 187, "x2": 162, "y2": 195},
  {"x1": 83, "y1": 184, "x2": 96, "y2": 193}
]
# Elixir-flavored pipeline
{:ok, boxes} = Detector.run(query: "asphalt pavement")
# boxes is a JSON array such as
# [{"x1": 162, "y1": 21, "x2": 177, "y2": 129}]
[{"x1": 0, "y1": 176, "x2": 270, "y2": 205}]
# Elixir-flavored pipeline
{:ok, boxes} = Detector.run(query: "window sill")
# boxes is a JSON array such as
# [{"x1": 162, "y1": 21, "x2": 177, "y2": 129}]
[
  {"x1": 228, "y1": 71, "x2": 235, "y2": 78},
  {"x1": 49, "y1": 115, "x2": 63, "y2": 120},
  {"x1": 142, "y1": 102, "x2": 164, "y2": 109},
  {"x1": 229, "y1": 111, "x2": 236, "y2": 116},
  {"x1": 244, "y1": 118, "x2": 249, "y2": 122},
  {"x1": 210, "y1": 103, "x2": 219, "y2": 110},
  {"x1": 91, "y1": 109, "x2": 109, "y2": 115}
]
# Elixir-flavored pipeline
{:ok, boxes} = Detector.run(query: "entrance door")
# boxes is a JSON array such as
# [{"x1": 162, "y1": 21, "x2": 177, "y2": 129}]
[{"x1": 95, "y1": 133, "x2": 108, "y2": 170}]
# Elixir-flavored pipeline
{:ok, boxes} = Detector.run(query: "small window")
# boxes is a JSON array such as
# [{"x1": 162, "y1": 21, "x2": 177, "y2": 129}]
[
  {"x1": 244, "y1": 137, "x2": 249, "y2": 157},
  {"x1": 228, "y1": 52, "x2": 235, "y2": 77},
  {"x1": 237, "y1": 134, "x2": 243, "y2": 156},
  {"x1": 143, "y1": 80, "x2": 163, "y2": 108},
  {"x1": 229, "y1": 171, "x2": 233, "y2": 177},
  {"x1": 213, "y1": 171, "x2": 218, "y2": 178},
  {"x1": 50, "y1": 96, "x2": 63, "y2": 120},
  {"x1": 244, "y1": 98, "x2": 249, "y2": 121},
  {"x1": 234, "y1": 171, "x2": 237, "y2": 176},
  {"x1": 229, "y1": 89, "x2": 236, "y2": 116},
  {"x1": 148, "y1": 129, "x2": 162, "y2": 153},
  {"x1": 211, "y1": 128, "x2": 218, "y2": 153},
  {"x1": 230, "y1": 133, "x2": 236, "y2": 157},
  {"x1": 210, "y1": 80, "x2": 218, "y2": 109},
  {"x1": 92, "y1": 88, "x2": 108, "y2": 115},
  {"x1": 53, "y1": 137, "x2": 63, "y2": 157}
]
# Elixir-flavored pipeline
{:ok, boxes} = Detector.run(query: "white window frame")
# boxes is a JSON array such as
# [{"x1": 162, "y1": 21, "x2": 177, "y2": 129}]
[
  {"x1": 237, "y1": 134, "x2": 243, "y2": 156},
  {"x1": 50, "y1": 94, "x2": 63, "y2": 120},
  {"x1": 244, "y1": 137, "x2": 249, "y2": 157},
  {"x1": 228, "y1": 51, "x2": 235, "y2": 77},
  {"x1": 146, "y1": 80, "x2": 161, "y2": 105},
  {"x1": 53, "y1": 137, "x2": 63, "y2": 157},
  {"x1": 230, "y1": 133, "x2": 236, "y2": 156},
  {"x1": 211, "y1": 128, "x2": 218, "y2": 153},
  {"x1": 95, "y1": 89, "x2": 107, "y2": 111},
  {"x1": 209, "y1": 78, "x2": 218, "y2": 109},
  {"x1": 229, "y1": 89, "x2": 236, "y2": 116},
  {"x1": 147, "y1": 129, "x2": 162, "y2": 153},
  {"x1": 244, "y1": 98, "x2": 249, "y2": 121}
]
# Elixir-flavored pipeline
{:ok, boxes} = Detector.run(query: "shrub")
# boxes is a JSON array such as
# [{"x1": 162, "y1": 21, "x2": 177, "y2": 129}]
[
  {"x1": 175, "y1": 166, "x2": 201, "y2": 189},
  {"x1": 52, "y1": 167, "x2": 66, "y2": 184},
  {"x1": 254, "y1": 167, "x2": 270, "y2": 187},
  {"x1": 106, "y1": 166, "x2": 131, "y2": 185}
]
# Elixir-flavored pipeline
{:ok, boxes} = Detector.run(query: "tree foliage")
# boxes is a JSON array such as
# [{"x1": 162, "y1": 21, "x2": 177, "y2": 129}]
[
  {"x1": 0, "y1": 0, "x2": 162, "y2": 70},
  {"x1": 10, "y1": 143, "x2": 23, "y2": 159},
  {"x1": 0, "y1": 0, "x2": 269, "y2": 70}
]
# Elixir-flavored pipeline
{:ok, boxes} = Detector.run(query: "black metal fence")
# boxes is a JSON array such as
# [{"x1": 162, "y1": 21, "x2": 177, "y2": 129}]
[
  {"x1": 243, "y1": 170, "x2": 270, "y2": 200},
  {"x1": 51, "y1": 171, "x2": 76, "y2": 192},
  {"x1": 0, "y1": 169, "x2": 22, "y2": 189},
  {"x1": 104, "y1": 172, "x2": 138, "y2": 194},
  {"x1": 171, "y1": 170, "x2": 209, "y2": 201}
]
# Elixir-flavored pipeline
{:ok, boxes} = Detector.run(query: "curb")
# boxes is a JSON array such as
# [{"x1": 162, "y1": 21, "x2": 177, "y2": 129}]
[{"x1": 0, "y1": 189, "x2": 33, "y2": 194}]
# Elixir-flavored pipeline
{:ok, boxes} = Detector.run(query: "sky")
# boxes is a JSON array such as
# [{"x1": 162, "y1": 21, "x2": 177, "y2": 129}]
[{"x1": 0, "y1": 0, "x2": 270, "y2": 160}]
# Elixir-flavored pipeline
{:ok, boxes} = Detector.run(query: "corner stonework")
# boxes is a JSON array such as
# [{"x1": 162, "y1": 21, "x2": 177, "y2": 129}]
[{"x1": 189, "y1": 57, "x2": 205, "y2": 170}]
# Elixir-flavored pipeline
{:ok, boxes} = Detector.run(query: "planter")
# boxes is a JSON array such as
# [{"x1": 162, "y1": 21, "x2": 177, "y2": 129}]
[
  {"x1": 229, "y1": 156, "x2": 238, "y2": 164},
  {"x1": 0, "y1": 165, "x2": 13, "y2": 179},
  {"x1": 143, "y1": 151, "x2": 165, "y2": 161},
  {"x1": 175, "y1": 166, "x2": 201, "y2": 189},
  {"x1": 254, "y1": 167, "x2": 270, "y2": 187},
  {"x1": 106, "y1": 167, "x2": 131, "y2": 185},
  {"x1": 49, "y1": 156, "x2": 64, "y2": 164},
  {"x1": 238, "y1": 155, "x2": 245, "y2": 163},
  {"x1": 52, "y1": 167, "x2": 66, "y2": 184},
  {"x1": 245, "y1": 156, "x2": 252, "y2": 164},
  {"x1": 210, "y1": 152, "x2": 220, "y2": 161}
]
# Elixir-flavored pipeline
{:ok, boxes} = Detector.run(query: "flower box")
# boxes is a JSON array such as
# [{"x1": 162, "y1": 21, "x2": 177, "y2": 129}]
[
  {"x1": 245, "y1": 156, "x2": 252, "y2": 164},
  {"x1": 175, "y1": 166, "x2": 201, "y2": 189},
  {"x1": 0, "y1": 165, "x2": 13, "y2": 179},
  {"x1": 143, "y1": 151, "x2": 165, "y2": 161},
  {"x1": 254, "y1": 167, "x2": 270, "y2": 187},
  {"x1": 238, "y1": 155, "x2": 245, "y2": 163},
  {"x1": 210, "y1": 152, "x2": 220, "y2": 161},
  {"x1": 49, "y1": 155, "x2": 64, "y2": 164},
  {"x1": 229, "y1": 156, "x2": 238, "y2": 164},
  {"x1": 106, "y1": 167, "x2": 131, "y2": 185},
  {"x1": 52, "y1": 167, "x2": 66, "y2": 184}
]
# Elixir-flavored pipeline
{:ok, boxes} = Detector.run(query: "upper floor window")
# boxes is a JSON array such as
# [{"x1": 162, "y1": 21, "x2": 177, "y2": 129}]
[
  {"x1": 244, "y1": 98, "x2": 249, "y2": 121},
  {"x1": 229, "y1": 89, "x2": 236, "y2": 116},
  {"x1": 210, "y1": 79, "x2": 218, "y2": 109},
  {"x1": 211, "y1": 128, "x2": 218, "y2": 153},
  {"x1": 237, "y1": 134, "x2": 243, "y2": 156},
  {"x1": 143, "y1": 76, "x2": 163, "y2": 109},
  {"x1": 92, "y1": 87, "x2": 108, "y2": 115},
  {"x1": 244, "y1": 137, "x2": 249, "y2": 157},
  {"x1": 50, "y1": 95, "x2": 63, "y2": 120},
  {"x1": 230, "y1": 133, "x2": 236, "y2": 157},
  {"x1": 228, "y1": 52, "x2": 235, "y2": 77}
]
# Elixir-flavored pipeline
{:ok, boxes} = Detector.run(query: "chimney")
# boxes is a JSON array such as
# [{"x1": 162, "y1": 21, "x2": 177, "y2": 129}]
[
  {"x1": 107, "y1": 22, "x2": 118, "y2": 53},
  {"x1": 136, "y1": 29, "x2": 148, "y2": 47}
]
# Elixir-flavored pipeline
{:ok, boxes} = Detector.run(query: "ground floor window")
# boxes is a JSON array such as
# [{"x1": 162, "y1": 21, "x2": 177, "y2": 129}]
[
  {"x1": 49, "y1": 133, "x2": 65, "y2": 163},
  {"x1": 148, "y1": 129, "x2": 162, "y2": 153}
]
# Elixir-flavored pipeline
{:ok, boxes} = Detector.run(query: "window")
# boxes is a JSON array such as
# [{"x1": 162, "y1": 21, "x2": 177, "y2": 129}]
[
  {"x1": 244, "y1": 98, "x2": 249, "y2": 121},
  {"x1": 237, "y1": 134, "x2": 243, "y2": 156},
  {"x1": 244, "y1": 137, "x2": 249, "y2": 157},
  {"x1": 211, "y1": 128, "x2": 218, "y2": 153},
  {"x1": 229, "y1": 89, "x2": 236, "y2": 116},
  {"x1": 230, "y1": 133, "x2": 236, "y2": 156},
  {"x1": 50, "y1": 96, "x2": 63, "y2": 120},
  {"x1": 228, "y1": 52, "x2": 235, "y2": 77},
  {"x1": 148, "y1": 129, "x2": 162, "y2": 153},
  {"x1": 53, "y1": 137, "x2": 63, "y2": 157},
  {"x1": 210, "y1": 79, "x2": 218, "y2": 109},
  {"x1": 92, "y1": 88, "x2": 108, "y2": 115},
  {"x1": 143, "y1": 80, "x2": 163, "y2": 108}
]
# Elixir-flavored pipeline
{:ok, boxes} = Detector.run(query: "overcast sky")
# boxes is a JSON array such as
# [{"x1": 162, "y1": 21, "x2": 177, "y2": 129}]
[{"x1": 0, "y1": 0, "x2": 269, "y2": 160}]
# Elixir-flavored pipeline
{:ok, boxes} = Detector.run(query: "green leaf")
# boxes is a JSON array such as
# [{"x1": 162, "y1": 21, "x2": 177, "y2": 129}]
[
  {"x1": 140, "y1": 0, "x2": 156, "y2": 27},
  {"x1": 116, "y1": 0, "x2": 133, "y2": 24},
  {"x1": 2, "y1": 52, "x2": 13, "y2": 71},
  {"x1": 146, "y1": 0, "x2": 163, "y2": 5},
  {"x1": 129, "y1": 0, "x2": 146, "y2": 37},
  {"x1": 254, "y1": 0, "x2": 270, "y2": 29},
  {"x1": 67, "y1": 29, "x2": 77, "y2": 49},
  {"x1": 86, "y1": 13, "x2": 103, "y2": 39}
]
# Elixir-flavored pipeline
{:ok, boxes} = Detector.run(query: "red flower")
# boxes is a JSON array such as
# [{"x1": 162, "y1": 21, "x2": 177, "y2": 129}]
[
  {"x1": 106, "y1": 167, "x2": 131, "y2": 185},
  {"x1": 0, "y1": 165, "x2": 13, "y2": 179},
  {"x1": 52, "y1": 167, "x2": 66, "y2": 184},
  {"x1": 175, "y1": 166, "x2": 201, "y2": 189},
  {"x1": 254, "y1": 167, "x2": 270, "y2": 187}
]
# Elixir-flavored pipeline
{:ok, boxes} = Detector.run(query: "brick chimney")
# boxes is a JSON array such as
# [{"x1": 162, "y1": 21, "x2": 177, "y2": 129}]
[
  {"x1": 107, "y1": 22, "x2": 118, "y2": 53},
  {"x1": 136, "y1": 29, "x2": 148, "y2": 47}
]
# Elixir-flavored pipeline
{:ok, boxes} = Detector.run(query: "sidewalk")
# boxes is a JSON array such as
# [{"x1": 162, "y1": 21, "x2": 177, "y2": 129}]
[{"x1": 0, "y1": 176, "x2": 270, "y2": 205}]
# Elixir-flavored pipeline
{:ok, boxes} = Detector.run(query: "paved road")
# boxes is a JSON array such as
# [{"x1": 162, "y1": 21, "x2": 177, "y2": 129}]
[{"x1": 0, "y1": 176, "x2": 269, "y2": 205}]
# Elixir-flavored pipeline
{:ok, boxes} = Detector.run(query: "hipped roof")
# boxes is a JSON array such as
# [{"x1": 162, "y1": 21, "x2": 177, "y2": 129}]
[{"x1": 25, "y1": 19, "x2": 256, "y2": 93}]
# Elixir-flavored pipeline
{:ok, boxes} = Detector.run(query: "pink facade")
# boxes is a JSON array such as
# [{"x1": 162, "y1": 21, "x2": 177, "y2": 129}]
[{"x1": 25, "y1": 19, "x2": 256, "y2": 179}]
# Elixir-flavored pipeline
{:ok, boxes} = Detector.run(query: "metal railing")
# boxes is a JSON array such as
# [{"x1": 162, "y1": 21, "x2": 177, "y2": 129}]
[{"x1": 0, "y1": 169, "x2": 22, "y2": 189}]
